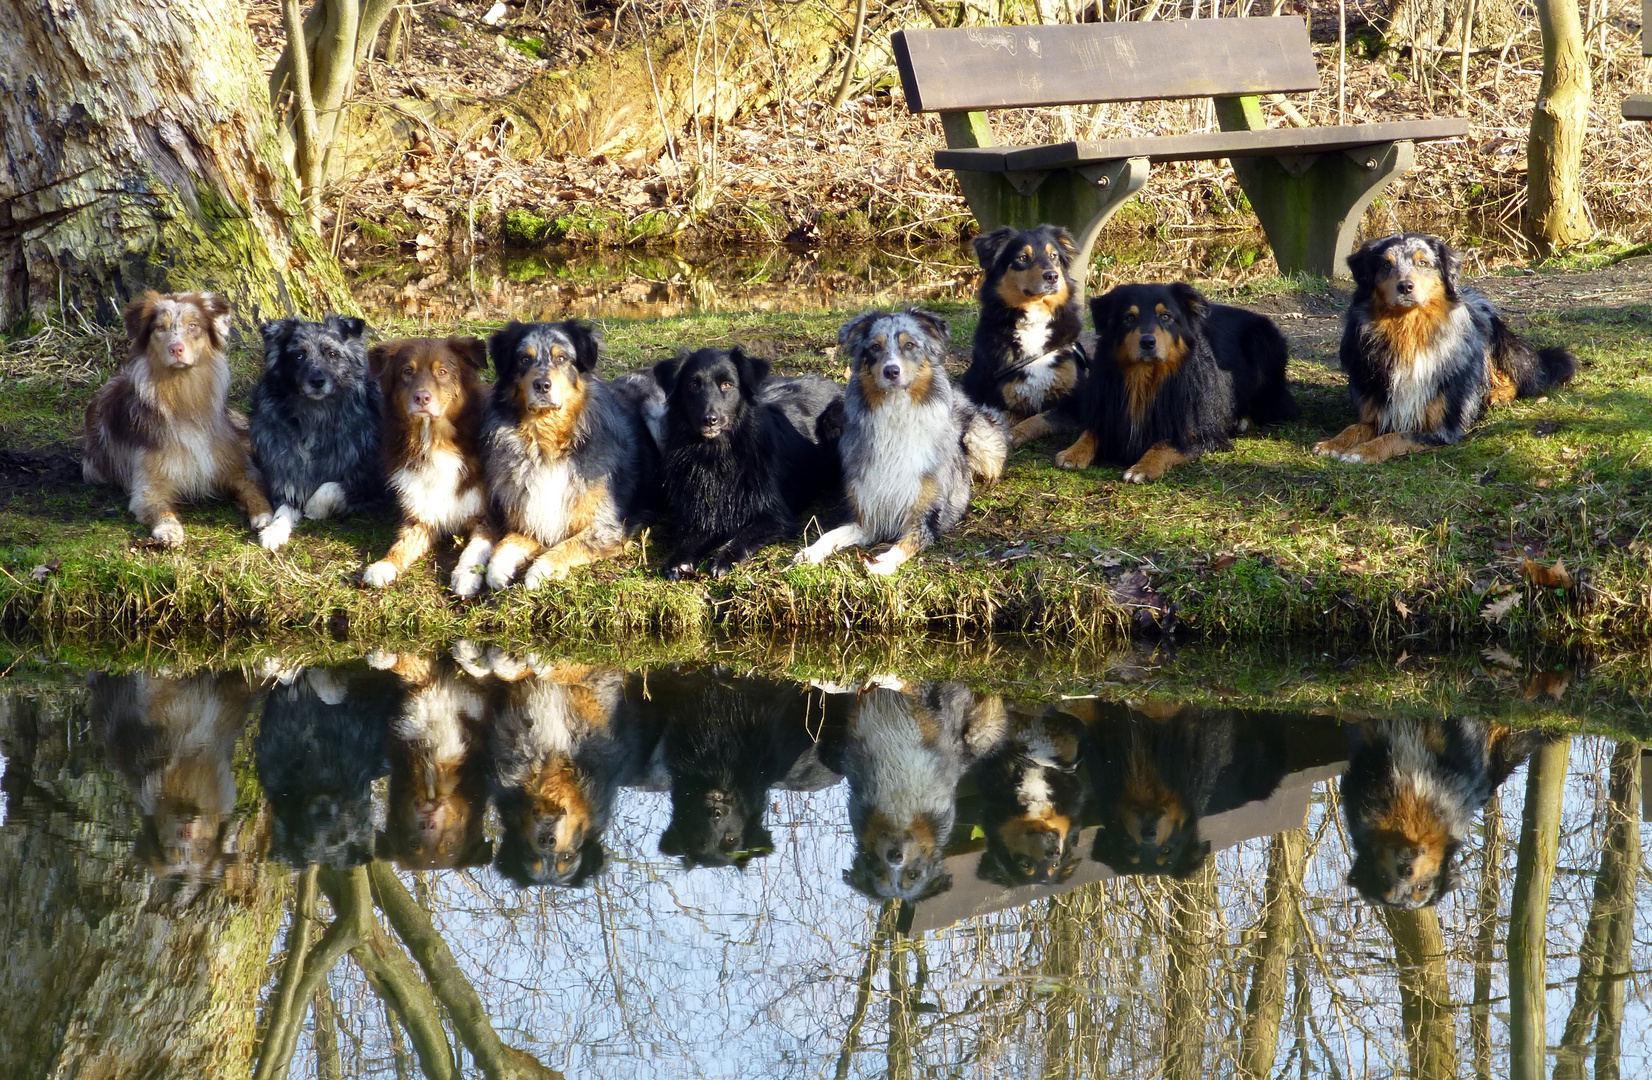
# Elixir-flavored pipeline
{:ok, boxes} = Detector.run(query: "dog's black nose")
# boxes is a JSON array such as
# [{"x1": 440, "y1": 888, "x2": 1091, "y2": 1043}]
[
  {"x1": 306, "y1": 376, "x2": 328, "y2": 392},
  {"x1": 1139, "y1": 335, "x2": 1157, "y2": 353},
  {"x1": 1395, "y1": 279, "x2": 1415, "y2": 295},
  {"x1": 1043, "y1": 270, "x2": 1060, "y2": 284},
  {"x1": 881, "y1": 363, "x2": 902, "y2": 382},
  {"x1": 532, "y1": 378, "x2": 552, "y2": 396}
]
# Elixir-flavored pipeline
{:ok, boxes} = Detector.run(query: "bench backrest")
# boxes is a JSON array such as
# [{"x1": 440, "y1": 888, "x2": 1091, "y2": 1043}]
[{"x1": 893, "y1": 17, "x2": 1318, "y2": 113}]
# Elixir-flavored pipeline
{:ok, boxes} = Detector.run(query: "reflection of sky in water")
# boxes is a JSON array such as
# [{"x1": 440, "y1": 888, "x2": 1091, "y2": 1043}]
[
  {"x1": 292, "y1": 736, "x2": 1652, "y2": 1080},
  {"x1": 0, "y1": 746, "x2": 7, "y2": 827}
]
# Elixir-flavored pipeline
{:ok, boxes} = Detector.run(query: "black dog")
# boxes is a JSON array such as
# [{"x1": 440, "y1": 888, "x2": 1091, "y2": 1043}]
[
  {"x1": 653, "y1": 346, "x2": 844, "y2": 578},
  {"x1": 961, "y1": 225, "x2": 1087, "y2": 437},
  {"x1": 1051, "y1": 283, "x2": 1297, "y2": 483},
  {"x1": 251, "y1": 315, "x2": 384, "y2": 550},
  {"x1": 1343, "y1": 717, "x2": 1543, "y2": 908},
  {"x1": 1314, "y1": 233, "x2": 1577, "y2": 464}
]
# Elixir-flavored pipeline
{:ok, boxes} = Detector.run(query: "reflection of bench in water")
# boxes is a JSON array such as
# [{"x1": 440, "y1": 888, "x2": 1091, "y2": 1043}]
[{"x1": 911, "y1": 714, "x2": 1349, "y2": 934}]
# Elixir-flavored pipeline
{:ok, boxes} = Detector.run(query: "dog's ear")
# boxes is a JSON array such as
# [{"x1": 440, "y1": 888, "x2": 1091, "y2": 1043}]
[
  {"x1": 260, "y1": 319, "x2": 296, "y2": 368},
  {"x1": 1344, "y1": 238, "x2": 1385, "y2": 289},
  {"x1": 195, "y1": 293, "x2": 233, "y2": 350},
  {"x1": 905, "y1": 307, "x2": 951, "y2": 347},
  {"x1": 1169, "y1": 282, "x2": 1210, "y2": 322},
  {"x1": 837, "y1": 311, "x2": 882, "y2": 362},
  {"x1": 920, "y1": 869, "x2": 955, "y2": 900},
  {"x1": 729, "y1": 346, "x2": 771, "y2": 396},
  {"x1": 1428, "y1": 234, "x2": 1464, "y2": 301},
  {"x1": 366, "y1": 342, "x2": 398, "y2": 382},
  {"x1": 324, "y1": 314, "x2": 368, "y2": 342},
  {"x1": 561, "y1": 319, "x2": 603, "y2": 374},
  {"x1": 1049, "y1": 226, "x2": 1079, "y2": 267},
  {"x1": 653, "y1": 352, "x2": 686, "y2": 396},
  {"x1": 447, "y1": 336, "x2": 487, "y2": 372},
  {"x1": 1171, "y1": 839, "x2": 1213, "y2": 880},
  {"x1": 658, "y1": 822, "x2": 686, "y2": 857},
  {"x1": 1088, "y1": 289, "x2": 1121, "y2": 332},
  {"x1": 566, "y1": 838, "x2": 608, "y2": 887},
  {"x1": 488, "y1": 321, "x2": 531, "y2": 385},
  {"x1": 972, "y1": 226, "x2": 1018, "y2": 269},
  {"x1": 123, "y1": 291, "x2": 161, "y2": 349}
]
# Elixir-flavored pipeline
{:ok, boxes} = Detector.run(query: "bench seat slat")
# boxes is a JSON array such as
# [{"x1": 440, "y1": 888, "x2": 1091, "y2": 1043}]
[
  {"x1": 893, "y1": 19, "x2": 1320, "y2": 112},
  {"x1": 934, "y1": 119, "x2": 1469, "y2": 172},
  {"x1": 1625, "y1": 95, "x2": 1652, "y2": 121}
]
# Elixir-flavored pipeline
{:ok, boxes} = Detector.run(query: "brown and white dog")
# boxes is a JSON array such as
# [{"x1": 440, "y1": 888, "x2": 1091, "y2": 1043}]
[
  {"x1": 362, "y1": 336, "x2": 496, "y2": 597},
  {"x1": 83, "y1": 291, "x2": 273, "y2": 546}
]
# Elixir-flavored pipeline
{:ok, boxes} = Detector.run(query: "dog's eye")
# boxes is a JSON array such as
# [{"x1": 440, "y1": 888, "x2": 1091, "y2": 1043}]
[
  {"x1": 402, "y1": 366, "x2": 415, "y2": 379},
  {"x1": 1158, "y1": 312, "x2": 1172, "y2": 326},
  {"x1": 901, "y1": 338, "x2": 916, "y2": 352},
  {"x1": 434, "y1": 365, "x2": 448, "y2": 378},
  {"x1": 718, "y1": 380, "x2": 733, "y2": 392}
]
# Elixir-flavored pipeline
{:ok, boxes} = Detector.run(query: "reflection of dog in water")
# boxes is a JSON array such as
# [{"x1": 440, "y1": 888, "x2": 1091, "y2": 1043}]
[
  {"x1": 256, "y1": 667, "x2": 396, "y2": 869},
  {"x1": 372, "y1": 649, "x2": 492, "y2": 871},
  {"x1": 973, "y1": 705, "x2": 1086, "y2": 887},
  {"x1": 1343, "y1": 717, "x2": 1541, "y2": 909},
  {"x1": 489, "y1": 655, "x2": 629, "y2": 887},
  {"x1": 1088, "y1": 702, "x2": 1287, "y2": 880},
  {"x1": 841, "y1": 679, "x2": 1006, "y2": 902},
  {"x1": 90, "y1": 671, "x2": 255, "y2": 897},
  {"x1": 646, "y1": 669, "x2": 824, "y2": 869}
]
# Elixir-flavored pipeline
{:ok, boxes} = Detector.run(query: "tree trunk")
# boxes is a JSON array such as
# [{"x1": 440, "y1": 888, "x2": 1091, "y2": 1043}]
[
  {"x1": 1525, "y1": 0, "x2": 1593, "y2": 255},
  {"x1": 1238, "y1": 829, "x2": 1304, "y2": 1079},
  {"x1": 0, "y1": 0, "x2": 353, "y2": 331},
  {"x1": 1507, "y1": 737, "x2": 1570, "y2": 1080},
  {"x1": 1382, "y1": 906, "x2": 1460, "y2": 1080}
]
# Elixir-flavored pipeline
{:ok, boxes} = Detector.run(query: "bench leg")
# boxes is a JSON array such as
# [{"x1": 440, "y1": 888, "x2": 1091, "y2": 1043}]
[
  {"x1": 1228, "y1": 141, "x2": 1414, "y2": 279},
  {"x1": 952, "y1": 157, "x2": 1149, "y2": 295}
]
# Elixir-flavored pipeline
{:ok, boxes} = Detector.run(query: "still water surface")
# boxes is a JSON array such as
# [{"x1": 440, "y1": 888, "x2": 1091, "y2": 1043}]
[{"x1": 1, "y1": 646, "x2": 1646, "y2": 1079}]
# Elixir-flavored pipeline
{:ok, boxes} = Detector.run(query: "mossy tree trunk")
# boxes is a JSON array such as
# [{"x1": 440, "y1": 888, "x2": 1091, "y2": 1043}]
[
  {"x1": 0, "y1": 0, "x2": 354, "y2": 331},
  {"x1": 1507, "y1": 737, "x2": 1570, "y2": 1080},
  {"x1": 1524, "y1": 0, "x2": 1593, "y2": 256}
]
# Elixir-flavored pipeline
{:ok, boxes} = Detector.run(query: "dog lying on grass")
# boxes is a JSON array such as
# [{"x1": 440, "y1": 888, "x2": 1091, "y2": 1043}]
[
  {"x1": 1041, "y1": 282, "x2": 1297, "y2": 483},
  {"x1": 250, "y1": 315, "x2": 383, "y2": 550},
  {"x1": 83, "y1": 291, "x2": 274, "y2": 546},
  {"x1": 482, "y1": 320, "x2": 660, "y2": 590},
  {"x1": 962, "y1": 224, "x2": 1087, "y2": 430},
  {"x1": 361, "y1": 335, "x2": 496, "y2": 596},
  {"x1": 1315, "y1": 233, "x2": 1577, "y2": 463},
  {"x1": 794, "y1": 309, "x2": 1009, "y2": 575},
  {"x1": 653, "y1": 346, "x2": 844, "y2": 578}
]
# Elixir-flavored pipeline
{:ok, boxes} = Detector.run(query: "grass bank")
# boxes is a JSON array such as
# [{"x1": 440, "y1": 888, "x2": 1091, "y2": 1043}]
[{"x1": 2, "y1": 267, "x2": 1650, "y2": 649}]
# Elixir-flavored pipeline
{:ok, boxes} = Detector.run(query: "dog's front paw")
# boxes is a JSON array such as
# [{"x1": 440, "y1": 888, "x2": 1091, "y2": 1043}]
[
  {"x1": 706, "y1": 553, "x2": 739, "y2": 579},
  {"x1": 665, "y1": 562, "x2": 695, "y2": 581},
  {"x1": 1334, "y1": 450, "x2": 1370, "y2": 464},
  {"x1": 485, "y1": 547, "x2": 528, "y2": 591},
  {"x1": 449, "y1": 564, "x2": 486, "y2": 599},
  {"x1": 151, "y1": 518, "x2": 186, "y2": 548},
  {"x1": 362, "y1": 560, "x2": 398, "y2": 588},
  {"x1": 522, "y1": 557, "x2": 566, "y2": 590},
  {"x1": 864, "y1": 547, "x2": 909, "y2": 576},
  {"x1": 1053, "y1": 448, "x2": 1086, "y2": 471},
  {"x1": 249, "y1": 511, "x2": 274, "y2": 530},
  {"x1": 1121, "y1": 466, "x2": 1150, "y2": 484},
  {"x1": 794, "y1": 543, "x2": 828, "y2": 567},
  {"x1": 365, "y1": 648, "x2": 399, "y2": 670},
  {"x1": 259, "y1": 515, "x2": 294, "y2": 551},
  {"x1": 1311, "y1": 439, "x2": 1340, "y2": 457},
  {"x1": 304, "y1": 482, "x2": 347, "y2": 520}
]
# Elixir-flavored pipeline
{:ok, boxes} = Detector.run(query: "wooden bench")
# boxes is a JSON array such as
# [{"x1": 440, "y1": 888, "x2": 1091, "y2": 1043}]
[
  {"x1": 891, "y1": 17, "x2": 1469, "y2": 283},
  {"x1": 1626, "y1": 0, "x2": 1651, "y2": 121}
]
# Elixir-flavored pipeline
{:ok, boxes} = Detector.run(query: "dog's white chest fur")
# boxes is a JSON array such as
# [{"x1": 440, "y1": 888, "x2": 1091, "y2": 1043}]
[
  {"x1": 1014, "y1": 305, "x2": 1055, "y2": 359},
  {"x1": 517, "y1": 458, "x2": 579, "y2": 544},
  {"x1": 1383, "y1": 304, "x2": 1473, "y2": 433},
  {"x1": 851, "y1": 392, "x2": 950, "y2": 540},
  {"x1": 850, "y1": 692, "x2": 955, "y2": 823},
  {"x1": 392, "y1": 447, "x2": 481, "y2": 533},
  {"x1": 395, "y1": 680, "x2": 481, "y2": 761},
  {"x1": 164, "y1": 422, "x2": 220, "y2": 498}
]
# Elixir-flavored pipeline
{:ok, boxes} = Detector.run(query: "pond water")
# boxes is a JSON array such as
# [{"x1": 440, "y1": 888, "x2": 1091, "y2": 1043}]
[{"x1": 1, "y1": 644, "x2": 1647, "y2": 1079}]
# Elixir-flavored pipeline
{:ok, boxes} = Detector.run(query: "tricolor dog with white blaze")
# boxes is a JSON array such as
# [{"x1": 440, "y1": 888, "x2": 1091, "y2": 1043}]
[
  {"x1": 481, "y1": 319, "x2": 660, "y2": 590},
  {"x1": 794, "y1": 308, "x2": 1009, "y2": 575}
]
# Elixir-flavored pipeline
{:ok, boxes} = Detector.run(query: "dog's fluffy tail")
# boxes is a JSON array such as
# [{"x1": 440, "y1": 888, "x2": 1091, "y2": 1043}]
[
  {"x1": 1490, "y1": 315, "x2": 1578, "y2": 398},
  {"x1": 958, "y1": 402, "x2": 1011, "y2": 487},
  {"x1": 1246, "y1": 317, "x2": 1300, "y2": 425}
]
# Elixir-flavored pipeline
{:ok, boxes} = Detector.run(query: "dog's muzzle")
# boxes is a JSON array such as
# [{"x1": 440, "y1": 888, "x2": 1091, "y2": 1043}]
[{"x1": 1024, "y1": 270, "x2": 1063, "y2": 296}]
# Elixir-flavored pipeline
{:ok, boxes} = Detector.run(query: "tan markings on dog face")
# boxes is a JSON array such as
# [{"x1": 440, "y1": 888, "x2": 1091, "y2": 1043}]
[
  {"x1": 855, "y1": 352, "x2": 889, "y2": 406},
  {"x1": 905, "y1": 356, "x2": 934, "y2": 403},
  {"x1": 996, "y1": 812, "x2": 1073, "y2": 871},
  {"x1": 995, "y1": 243, "x2": 1068, "y2": 311},
  {"x1": 532, "y1": 756, "x2": 593, "y2": 862},
  {"x1": 519, "y1": 363, "x2": 587, "y2": 456},
  {"x1": 1054, "y1": 430, "x2": 1097, "y2": 470}
]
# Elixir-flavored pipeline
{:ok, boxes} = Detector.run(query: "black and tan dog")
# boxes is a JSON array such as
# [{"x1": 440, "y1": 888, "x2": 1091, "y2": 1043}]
[
  {"x1": 962, "y1": 225, "x2": 1087, "y2": 435},
  {"x1": 482, "y1": 320, "x2": 660, "y2": 590},
  {"x1": 487, "y1": 654, "x2": 634, "y2": 887},
  {"x1": 83, "y1": 291, "x2": 274, "y2": 546},
  {"x1": 1342, "y1": 717, "x2": 1543, "y2": 909},
  {"x1": 1049, "y1": 283, "x2": 1297, "y2": 483},
  {"x1": 1315, "y1": 233, "x2": 1576, "y2": 463},
  {"x1": 793, "y1": 309, "x2": 1009, "y2": 575},
  {"x1": 971, "y1": 704, "x2": 1087, "y2": 888}
]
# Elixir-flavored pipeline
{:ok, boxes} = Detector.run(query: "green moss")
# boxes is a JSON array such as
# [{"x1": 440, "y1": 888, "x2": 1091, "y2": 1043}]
[
  {"x1": 506, "y1": 36, "x2": 544, "y2": 58},
  {"x1": 501, "y1": 207, "x2": 552, "y2": 246}
]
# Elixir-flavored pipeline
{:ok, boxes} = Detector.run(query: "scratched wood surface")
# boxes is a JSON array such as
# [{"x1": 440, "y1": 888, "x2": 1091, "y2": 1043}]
[
  {"x1": 893, "y1": 17, "x2": 1320, "y2": 112},
  {"x1": 933, "y1": 118, "x2": 1470, "y2": 171}
]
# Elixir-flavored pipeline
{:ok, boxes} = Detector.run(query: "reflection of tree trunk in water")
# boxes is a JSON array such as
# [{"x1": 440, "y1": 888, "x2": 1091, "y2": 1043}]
[
  {"x1": 886, "y1": 918, "x2": 920, "y2": 1080},
  {"x1": 1382, "y1": 906, "x2": 1459, "y2": 1080},
  {"x1": 1164, "y1": 863, "x2": 1217, "y2": 1080},
  {"x1": 1554, "y1": 742, "x2": 1641, "y2": 1080},
  {"x1": 1507, "y1": 737, "x2": 1570, "y2": 1080},
  {"x1": 1470, "y1": 791, "x2": 1504, "y2": 1080},
  {"x1": 0, "y1": 690, "x2": 286, "y2": 1080},
  {"x1": 1239, "y1": 828, "x2": 1304, "y2": 1079},
  {"x1": 833, "y1": 901, "x2": 898, "y2": 1080}
]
